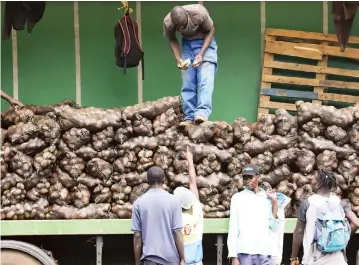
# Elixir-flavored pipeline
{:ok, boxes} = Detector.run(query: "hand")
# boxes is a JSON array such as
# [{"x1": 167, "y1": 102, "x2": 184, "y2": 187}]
[
  {"x1": 231, "y1": 257, "x2": 240, "y2": 265},
  {"x1": 179, "y1": 260, "x2": 185, "y2": 265},
  {"x1": 177, "y1": 59, "x2": 189, "y2": 70},
  {"x1": 192, "y1": 53, "x2": 203, "y2": 68},
  {"x1": 266, "y1": 189, "x2": 277, "y2": 201},
  {"x1": 290, "y1": 259, "x2": 300, "y2": 265},
  {"x1": 185, "y1": 146, "x2": 193, "y2": 162},
  {"x1": 9, "y1": 98, "x2": 24, "y2": 109}
]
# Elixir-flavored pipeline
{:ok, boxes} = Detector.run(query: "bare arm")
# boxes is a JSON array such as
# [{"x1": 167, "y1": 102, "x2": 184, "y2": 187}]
[
  {"x1": 174, "y1": 230, "x2": 185, "y2": 262},
  {"x1": 186, "y1": 147, "x2": 199, "y2": 200},
  {"x1": 291, "y1": 219, "x2": 305, "y2": 260},
  {"x1": 1, "y1": 90, "x2": 23, "y2": 107},
  {"x1": 198, "y1": 26, "x2": 215, "y2": 56},
  {"x1": 271, "y1": 199, "x2": 278, "y2": 219},
  {"x1": 346, "y1": 211, "x2": 359, "y2": 235},
  {"x1": 168, "y1": 34, "x2": 182, "y2": 62},
  {"x1": 133, "y1": 232, "x2": 143, "y2": 265}
]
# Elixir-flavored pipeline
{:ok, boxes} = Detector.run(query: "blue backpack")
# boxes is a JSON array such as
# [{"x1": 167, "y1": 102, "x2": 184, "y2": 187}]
[{"x1": 313, "y1": 200, "x2": 351, "y2": 253}]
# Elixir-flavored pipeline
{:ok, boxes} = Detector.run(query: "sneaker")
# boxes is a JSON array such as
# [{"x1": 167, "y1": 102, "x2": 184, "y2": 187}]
[{"x1": 195, "y1": 115, "x2": 207, "y2": 124}]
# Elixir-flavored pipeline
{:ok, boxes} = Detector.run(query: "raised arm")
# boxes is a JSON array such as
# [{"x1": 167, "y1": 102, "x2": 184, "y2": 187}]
[{"x1": 185, "y1": 146, "x2": 199, "y2": 200}]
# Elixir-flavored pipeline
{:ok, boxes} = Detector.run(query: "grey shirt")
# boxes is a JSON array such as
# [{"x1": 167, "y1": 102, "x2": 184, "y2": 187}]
[{"x1": 131, "y1": 188, "x2": 183, "y2": 265}]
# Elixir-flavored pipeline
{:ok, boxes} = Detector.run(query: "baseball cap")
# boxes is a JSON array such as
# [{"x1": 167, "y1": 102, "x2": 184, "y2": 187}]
[
  {"x1": 242, "y1": 164, "x2": 259, "y2": 176},
  {"x1": 173, "y1": 187, "x2": 196, "y2": 210}
]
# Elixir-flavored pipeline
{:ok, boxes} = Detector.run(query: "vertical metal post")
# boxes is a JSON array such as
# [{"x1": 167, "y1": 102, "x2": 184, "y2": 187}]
[
  {"x1": 217, "y1": 235, "x2": 223, "y2": 265},
  {"x1": 96, "y1": 236, "x2": 103, "y2": 265}
]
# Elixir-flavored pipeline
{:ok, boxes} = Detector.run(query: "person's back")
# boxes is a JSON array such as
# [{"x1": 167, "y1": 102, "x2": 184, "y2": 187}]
[
  {"x1": 131, "y1": 166, "x2": 185, "y2": 265},
  {"x1": 133, "y1": 189, "x2": 183, "y2": 264}
]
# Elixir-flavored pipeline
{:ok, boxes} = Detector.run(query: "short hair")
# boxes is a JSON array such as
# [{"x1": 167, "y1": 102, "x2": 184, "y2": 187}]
[
  {"x1": 170, "y1": 6, "x2": 187, "y2": 26},
  {"x1": 147, "y1": 166, "x2": 165, "y2": 185},
  {"x1": 317, "y1": 169, "x2": 337, "y2": 192}
]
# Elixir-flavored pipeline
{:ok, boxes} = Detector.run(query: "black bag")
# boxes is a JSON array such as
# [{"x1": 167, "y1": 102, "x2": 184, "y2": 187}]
[{"x1": 114, "y1": 13, "x2": 144, "y2": 80}]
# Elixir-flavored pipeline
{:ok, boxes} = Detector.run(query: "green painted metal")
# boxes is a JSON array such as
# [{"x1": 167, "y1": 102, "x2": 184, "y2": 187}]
[{"x1": 1, "y1": 218, "x2": 297, "y2": 236}]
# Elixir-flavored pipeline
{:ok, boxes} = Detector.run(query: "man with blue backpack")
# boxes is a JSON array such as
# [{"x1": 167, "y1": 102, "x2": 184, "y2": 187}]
[{"x1": 290, "y1": 169, "x2": 358, "y2": 265}]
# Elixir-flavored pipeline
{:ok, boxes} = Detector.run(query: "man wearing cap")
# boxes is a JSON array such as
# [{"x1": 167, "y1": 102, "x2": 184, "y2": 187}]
[
  {"x1": 173, "y1": 147, "x2": 204, "y2": 265},
  {"x1": 227, "y1": 164, "x2": 279, "y2": 265}
]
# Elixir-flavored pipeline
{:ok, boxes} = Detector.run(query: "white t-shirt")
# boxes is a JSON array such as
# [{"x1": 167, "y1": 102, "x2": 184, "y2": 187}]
[{"x1": 182, "y1": 199, "x2": 204, "y2": 245}]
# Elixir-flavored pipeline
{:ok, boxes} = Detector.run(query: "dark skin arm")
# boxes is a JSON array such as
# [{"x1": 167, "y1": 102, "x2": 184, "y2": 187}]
[
  {"x1": 193, "y1": 26, "x2": 215, "y2": 67},
  {"x1": 174, "y1": 230, "x2": 186, "y2": 263},
  {"x1": 346, "y1": 211, "x2": 359, "y2": 235},
  {"x1": 133, "y1": 232, "x2": 143, "y2": 265},
  {"x1": 1, "y1": 90, "x2": 24, "y2": 108},
  {"x1": 290, "y1": 219, "x2": 305, "y2": 262},
  {"x1": 167, "y1": 30, "x2": 182, "y2": 64},
  {"x1": 185, "y1": 146, "x2": 199, "y2": 200}
]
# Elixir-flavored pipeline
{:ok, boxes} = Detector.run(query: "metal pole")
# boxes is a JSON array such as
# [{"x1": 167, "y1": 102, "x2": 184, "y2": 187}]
[
  {"x1": 96, "y1": 236, "x2": 103, "y2": 265},
  {"x1": 217, "y1": 235, "x2": 223, "y2": 265}
]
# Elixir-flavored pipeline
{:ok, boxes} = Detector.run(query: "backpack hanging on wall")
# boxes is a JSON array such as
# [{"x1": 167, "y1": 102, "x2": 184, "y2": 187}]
[{"x1": 114, "y1": 12, "x2": 144, "y2": 80}]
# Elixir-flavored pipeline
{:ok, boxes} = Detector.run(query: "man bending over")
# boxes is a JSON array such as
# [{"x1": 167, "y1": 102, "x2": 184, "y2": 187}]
[{"x1": 164, "y1": 4, "x2": 217, "y2": 125}]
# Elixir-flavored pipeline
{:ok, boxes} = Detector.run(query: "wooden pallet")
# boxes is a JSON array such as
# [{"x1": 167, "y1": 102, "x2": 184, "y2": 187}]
[{"x1": 258, "y1": 28, "x2": 359, "y2": 119}]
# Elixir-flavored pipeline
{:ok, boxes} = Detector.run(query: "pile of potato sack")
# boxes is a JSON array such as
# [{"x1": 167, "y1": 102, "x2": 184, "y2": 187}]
[{"x1": 1, "y1": 96, "x2": 359, "y2": 220}]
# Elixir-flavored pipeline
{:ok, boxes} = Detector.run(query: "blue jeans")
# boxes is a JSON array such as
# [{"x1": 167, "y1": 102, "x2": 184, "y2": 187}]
[
  {"x1": 184, "y1": 240, "x2": 203, "y2": 265},
  {"x1": 181, "y1": 38, "x2": 218, "y2": 121}
]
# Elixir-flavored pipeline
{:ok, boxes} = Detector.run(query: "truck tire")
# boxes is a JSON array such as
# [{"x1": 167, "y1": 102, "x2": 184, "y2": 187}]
[{"x1": 1, "y1": 240, "x2": 57, "y2": 265}]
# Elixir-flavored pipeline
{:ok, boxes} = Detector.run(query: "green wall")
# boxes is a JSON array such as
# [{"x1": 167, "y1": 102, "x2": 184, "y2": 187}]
[{"x1": 2, "y1": 1, "x2": 359, "y2": 122}]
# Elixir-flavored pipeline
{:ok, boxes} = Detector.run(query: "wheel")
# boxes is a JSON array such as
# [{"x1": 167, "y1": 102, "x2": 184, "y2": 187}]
[
  {"x1": 1, "y1": 249, "x2": 43, "y2": 265},
  {"x1": 1, "y1": 240, "x2": 57, "y2": 265}
]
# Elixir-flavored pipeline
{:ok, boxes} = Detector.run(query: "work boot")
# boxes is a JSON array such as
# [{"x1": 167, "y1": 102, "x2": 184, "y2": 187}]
[
  {"x1": 195, "y1": 115, "x2": 207, "y2": 124},
  {"x1": 179, "y1": 120, "x2": 194, "y2": 127}
]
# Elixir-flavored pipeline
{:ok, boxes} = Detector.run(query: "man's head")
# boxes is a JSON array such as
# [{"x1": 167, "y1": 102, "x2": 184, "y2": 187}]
[
  {"x1": 242, "y1": 164, "x2": 259, "y2": 191},
  {"x1": 147, "y1": 166, "x2": 165, "y2": 186},
  {"x1": 173, "y1": 186, "x2": 195, "y2": 211},
  {"x1": 311, "y1": 169, "x2": 337, "y2": 193},
  {"x1": 170, "y1": 6, "x2": 188, "y2": 30}
]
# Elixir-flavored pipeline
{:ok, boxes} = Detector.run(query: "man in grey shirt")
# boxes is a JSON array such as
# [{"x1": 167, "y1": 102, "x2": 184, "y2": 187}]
[{"x1": 131, "y1": 166, "x2": 186, "y2": 265}]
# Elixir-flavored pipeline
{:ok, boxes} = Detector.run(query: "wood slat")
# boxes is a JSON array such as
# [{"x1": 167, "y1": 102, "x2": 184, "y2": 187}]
[
  {"x1": 319, "y1": 93, "x2": 359, "y2": 103},
  {"x1": 263, "y1": 74, "x2": 359, "y2": 90},
  {"x1": 259, "y1": 95, "x2": 297, "y2": 111},
  {"x1": 261, "y1": 88, "x2": 318, "y2": 100},
  {"x1": 265, "y1": 40, "x2": 359, "y2": 60},
  {"x1": 263, "y1": 61, "x2": 359, "y2": 78},
  {"x1": 265, "y1": 40, "x2": 323, "y2": 60},
  {"x1": 266, "y1": 28, "x2": 359, "y2": 44}
]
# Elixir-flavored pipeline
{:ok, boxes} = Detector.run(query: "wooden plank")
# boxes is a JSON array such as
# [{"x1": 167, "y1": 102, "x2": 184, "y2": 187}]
[
  {"x1": 263, "y1": 74, "x2": 319, "y2": 86},
  {"x1": 319, "y1": 93, "x2": 359, "y2": 104},
  {"x1": 320, "y1": 79, "x2": 359, "y2": 90},
  {"x1": 324, "y1": 45, "x2": 359, "y2": 60},
  {"x1": 261, "y1": 88, "x2": 318, "y2": 100},
  {"x1": 259, "y1": 96, "x2": 297, "y2": 111},
  {"x1": 263, "y1": 74, "x2": 359, "y2": 90},
  {"x1": 258, "y1": 36, "x2": 275, "y2": 119},
  {"x1": 265, "y1": 40, "x2": 323, "y2": 60},
  {"x1": 264, "y1": 61, "x2": 359, "y2": 78},
  {"x1": 266, "y1": 28, "x2": 359, "y2": 44},
  {"x1": 265, "y1": 40, "x2": 359, "y2": 60}
]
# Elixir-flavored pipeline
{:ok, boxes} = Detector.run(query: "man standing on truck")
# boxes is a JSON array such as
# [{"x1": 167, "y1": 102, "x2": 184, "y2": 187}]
[
  {"x1": 163, "y1": 4, "x2": 217, "y2": 126},
  {"x1": 173, "y1": 147, "x2": 204, "y2": 265},
  {"x1": 290, "y1": 169, "x2": 358, "y2": 265},
  {"x1": 131, "y1": 166, "x2": 186, "y2": 265},
  {"x1": 227, "y1": 164, "x2": 279, "y2": 265}
]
